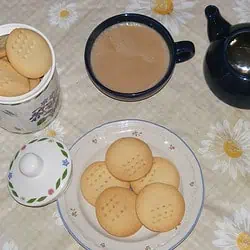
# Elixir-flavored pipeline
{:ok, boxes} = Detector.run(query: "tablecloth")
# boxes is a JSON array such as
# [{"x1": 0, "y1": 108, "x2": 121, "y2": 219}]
[{"x1": 1, "y1": 0, "x2": 250, "y2": 249}]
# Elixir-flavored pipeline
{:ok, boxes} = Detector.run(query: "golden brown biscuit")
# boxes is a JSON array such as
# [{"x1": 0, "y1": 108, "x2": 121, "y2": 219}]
[
  {"x1": 0, "y1": 34, "x2": 8, "y2": 48},
  {"x1": 2, "y1": 56, "x2": 8, "y2": 62},
  {"x1": 105, "y1": 137, "x2": 153, "y2": 181},
  {"x1": 0, "y1": 47, "x2": 6, "y2": 58},
  {"x1": 6, "y1": 28, "x2": 52, "y2": 78},
  {"x1": 29, "y1": 77, "x2": 41, "y2": 90},
  {"x1": 0, "y1": 60, "x2": 29, "y2": 97},
  {"x1": 95, "y1": 187, "x2": 142, "y2": 237},
  {"x1": 131, "y1": 157, "x2": 180, "y2": 194},
  {"x1": 136, "y1": 183, "x2": 185, "y2": 232},
  {"x1": 81, "y1": 161, "x2": 130, "y2": 206}
]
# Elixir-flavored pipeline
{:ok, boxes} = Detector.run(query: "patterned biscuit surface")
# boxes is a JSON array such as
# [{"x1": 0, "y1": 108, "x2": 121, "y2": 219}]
[
  {"x1": 6, "y1": 28, "x2": 52, "y2": 78},
  {"x1": 136, "y1": 183, "x2": 185, "y2": 232},
  {"x1": 131, "y1": 157, "x2": 180, "y2": 194},
  {"x1": 95, "y1": 187, "x2": 142, "y2": 237},
  {"x1": 105, "y1": 137, "x2": 153, "y2": 181},
  {"x1": 80, "y1": 161, "x2": 130, "y2": 206},
  {"x1": 0, "y1": 59, "x2": 29, "y2": 97}
]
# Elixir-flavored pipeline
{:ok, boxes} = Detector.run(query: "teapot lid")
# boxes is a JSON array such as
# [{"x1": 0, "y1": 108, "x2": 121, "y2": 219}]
[
  {"x1": 227, "y1": 32, "x2": 250, "y2": 76},
  {"x1": 7, "y1": 137, "x2": 72, "y2": 207}
]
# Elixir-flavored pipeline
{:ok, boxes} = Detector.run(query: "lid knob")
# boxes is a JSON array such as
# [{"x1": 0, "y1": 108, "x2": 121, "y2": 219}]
[{"x1": 19, "y1": 153, "x2": 44, "y2": 178}]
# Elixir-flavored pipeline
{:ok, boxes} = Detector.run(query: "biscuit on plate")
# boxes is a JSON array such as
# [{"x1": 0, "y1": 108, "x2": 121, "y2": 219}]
[
  {"x1": 80, "y1": 161, "x2": 130, "y2": 206},
  {"x1": 136, "y1": 183, "x2": 185, "y2": 232},
  {"x1": 105, "y1": 137, "x2": 153, "y2": 181},
  {"x1": 6, "y1": 28, "x2": 52, "y2": 78},
  {"x1": 95, "y1": 187, "x2": 142, "y2": 237},
  {"x1": 131, "y1": 157, "x2": 180, "y2": 194}
]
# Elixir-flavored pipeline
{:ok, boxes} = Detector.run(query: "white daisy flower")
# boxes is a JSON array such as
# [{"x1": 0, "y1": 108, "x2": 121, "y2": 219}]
[
  {"x1": 2, "y1": 240, "x2": 18, "y2": 250},
  {"x1": 48, "y1": 1, "x2": 78, "y2": 29},
  {"x1": 233, "y1": 0, "x2": 250, "y2": 23},
  {"x1": 125, "y1": 0, "x2": 196, "y2": 36},
  {"x1": 34, "y1": 119, "x2": 65, "y2": 141},
  {"x1": 198, "y1": 119, "x2": 250, "y2": 180},
  {"x1": 213, "y1": 207, "x2": 250, "y2": 249},
  {"x1": 52, "y1": 210, "x2": 63, "y2": 226}
]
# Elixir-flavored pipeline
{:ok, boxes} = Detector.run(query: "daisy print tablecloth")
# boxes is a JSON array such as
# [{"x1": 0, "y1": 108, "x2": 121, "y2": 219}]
[{"x1": 1, "y1": 0, "x2": 250, "y2": 249}]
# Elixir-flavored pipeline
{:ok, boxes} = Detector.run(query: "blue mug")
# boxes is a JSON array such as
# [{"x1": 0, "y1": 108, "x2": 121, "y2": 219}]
[{"x1": 85, "y1": 13, "x2": 195, "y2": 102}]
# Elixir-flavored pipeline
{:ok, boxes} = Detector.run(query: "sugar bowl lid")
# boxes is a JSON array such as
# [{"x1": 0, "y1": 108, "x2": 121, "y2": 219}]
[{"x1": 7, "y1": 137, "x2": 72, "y2": 207}]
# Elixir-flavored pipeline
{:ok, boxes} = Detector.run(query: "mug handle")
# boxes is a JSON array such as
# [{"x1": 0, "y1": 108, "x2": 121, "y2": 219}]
[{"x1": 175, "y1": 41, "x2": 195, "y2": 63}]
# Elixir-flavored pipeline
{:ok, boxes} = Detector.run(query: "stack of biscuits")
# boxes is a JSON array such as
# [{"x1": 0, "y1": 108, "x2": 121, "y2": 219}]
[
  {"x1": 0, "y1": 28, "x2": 52, "y2": 97},
  {"x1": 81, "y1": 137, "x2": 185, "y2": 237}
]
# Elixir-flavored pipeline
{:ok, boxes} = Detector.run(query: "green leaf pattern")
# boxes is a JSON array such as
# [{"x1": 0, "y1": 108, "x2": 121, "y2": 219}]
[
  {"x1": 9, "y1": 182, "x2": 13, "y2": 189},
  {"x1": 27, "y1": 198, "x2": 36, "y2": 203},
  {"x1": 37, "y1": 196, "x2": 47, "y2": 202},
  {"x1": 38, "y1": 138, "x2": 48, "y2": 142},
  {"x1": 56, "y1": 142, "x2": 64, "y2": 149},
  {"x1": 62, "y1": 169, "x2": 67, "y2": 180},
  {"x1": 12, "y1": 190, "x2": 18, "y2": 197},
  {"x1": 61, "y1": 150, "x2": 68, "y2": 158},
  {"x1": 9, "y1": 161, "x2": 13, "y2": 170},
  {"x1": 56, "y1": 178, "x2": 61, "y2": 189},
  {"x1": 29, "y1": 139, "x2": 38, "y2": 144}
]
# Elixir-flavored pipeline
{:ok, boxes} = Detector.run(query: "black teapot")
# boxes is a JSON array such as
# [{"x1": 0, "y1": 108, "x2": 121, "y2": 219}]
[{"x1": 204, "y1": 5, "x2": 250, "y2": 109}]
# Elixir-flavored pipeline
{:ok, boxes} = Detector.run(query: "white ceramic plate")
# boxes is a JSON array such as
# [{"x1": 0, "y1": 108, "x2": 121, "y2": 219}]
[{"x1": 57, "y1": 120, "x2": 204, "y2": 250}]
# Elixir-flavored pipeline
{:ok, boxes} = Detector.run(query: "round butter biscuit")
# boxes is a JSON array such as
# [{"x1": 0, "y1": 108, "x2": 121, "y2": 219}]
[
  {"x1": 80, "y1": 161, "x2": 130, "y2": 206},
  {"x1": 6, "y1": 28, "x2": 52, "y2": 78},
  {"x1": 0, "y1": 47, "x2": 6, "y2": 58},
  {"x1": 136, "y1": 183, "x2": 185, "y2": 232},
  {"x1": 105, "y1": 137, "x2": 153, "y2": 181},
  {"x1": 29, "y1": 78, "x2": 41, "y2": 91},
  {"x1": 131, "y1": 157, "x2": 180, "y2": 194},
  {"x1": 2, "y1": 56, "x2": 8, "y2": 62},
  {"x1": 0, "y1": 34, "x2": 8, "y2": 49},
  {"x1": 96, "y1": 187, "x2": 142, "y2": 237},
  {"x1": 0, "y1": 60, "x2": 29, "y2": 97}
]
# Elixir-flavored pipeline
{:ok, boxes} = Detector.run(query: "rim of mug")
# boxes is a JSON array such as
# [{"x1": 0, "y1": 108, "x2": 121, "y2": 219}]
[
  {"x1": 0, "y1": 23, "x2": 56, "y2": 105},
  {"x1": 224, "y1": 27, "x2": 250, "y2": 81},
  {"x1": 84, "y1": 13, "x2": 176, "y2": 101}
]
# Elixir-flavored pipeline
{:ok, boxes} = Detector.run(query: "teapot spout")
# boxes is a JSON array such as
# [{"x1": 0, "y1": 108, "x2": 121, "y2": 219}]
[{"x1": 205, "y1": 5, "x2": 231, "y2": 42}]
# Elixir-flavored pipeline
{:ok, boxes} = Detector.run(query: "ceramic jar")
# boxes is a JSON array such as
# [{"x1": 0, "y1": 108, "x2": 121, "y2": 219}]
[{"x1": 0, "y1": 23, "x2": 60, "y2": 133}]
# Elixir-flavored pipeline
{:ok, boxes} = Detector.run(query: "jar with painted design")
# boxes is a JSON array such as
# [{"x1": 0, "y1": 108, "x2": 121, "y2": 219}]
[{"x1": 0, "y1": 24, "x2": 61, "y2": 133}]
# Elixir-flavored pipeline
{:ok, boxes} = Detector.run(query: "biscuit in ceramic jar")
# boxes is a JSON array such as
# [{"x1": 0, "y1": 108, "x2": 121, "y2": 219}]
[
  {"x1": 0, "y1": 60, "x2": 29, "y2": 97},
  {"x1": 131, "y1": 157, "x2": 180, "y2": 194},
  {"x1": 6, "y1": 28, "x2": 52, "y2": 78},
  {"x1": 95, "y1": 187, "x2": 142, "y2": 237},
  {"x1": 136, "y1": 183, "x2": 185, "y2": 232},
  {"x1": 0, "y1": 34, "x2": 8, "y2": 48},
  {"x1": 80, "y1": 161, "x2": 130, "y2": 206},
  {"x1": 0, "y1": 47, "x2": 6, "y2": 58},
  {"x1": 29, "y1": 77, "x2": 41, "y2": 90},
  {"x1": 2, "y1": 56, "x2": 8, "y2": 62},
  {"x1": 105, "y1": 137, "x2": 153, "y2": 181}
]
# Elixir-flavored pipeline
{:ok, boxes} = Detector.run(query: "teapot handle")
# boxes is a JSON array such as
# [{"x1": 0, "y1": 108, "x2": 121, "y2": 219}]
[{"x1": 175, "y1": 41, "x2": 195, "y2": 63}]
